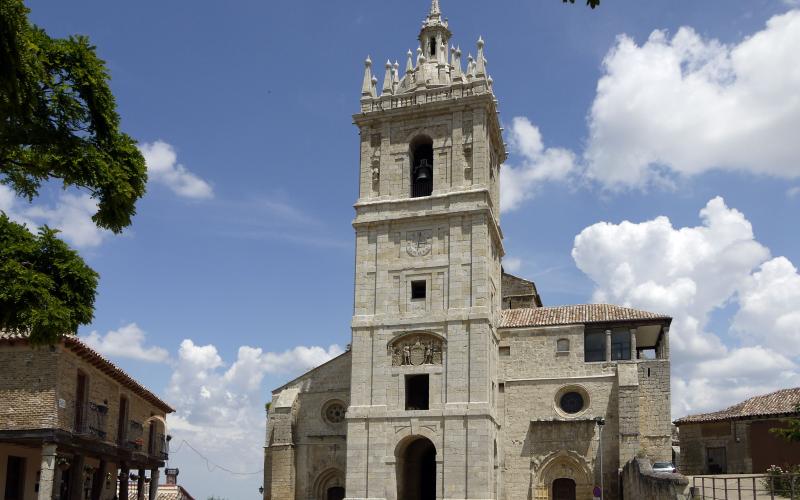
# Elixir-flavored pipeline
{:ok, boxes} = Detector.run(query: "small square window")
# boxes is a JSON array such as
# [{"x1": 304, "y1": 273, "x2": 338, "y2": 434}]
[
  {"x1": 405, "y1": 374, "x2": 429, "y2": 411},
  {"x1": 499, "y1": 346, "x2": 511, "y2": 357},
  {"x1": 411, "y1": 280, "x2": 426, "y2": 300},
  {"x1": 556, "y1": 339, "x2": 570, "y2": 353}
]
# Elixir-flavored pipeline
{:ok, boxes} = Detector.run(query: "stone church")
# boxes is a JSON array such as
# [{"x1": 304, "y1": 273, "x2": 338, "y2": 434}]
[{"x1": 263, "y1": 2, "x2": 673, "y2": 499}]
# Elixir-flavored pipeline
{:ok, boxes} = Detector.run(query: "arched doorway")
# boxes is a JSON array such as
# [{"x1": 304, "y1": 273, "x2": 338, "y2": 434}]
[
  {"x1": 326, "y1": 486, "x2": 345, "y2": 500},
  {"x1": 397, "y1": 436, "x2": 436, "y2": 500},
  {"x1": 552, "y1": 478, "x2": 576, "y2": 500}
]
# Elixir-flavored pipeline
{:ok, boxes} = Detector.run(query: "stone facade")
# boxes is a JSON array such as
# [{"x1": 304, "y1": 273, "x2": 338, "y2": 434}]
[
  {"x1": 263, "y1": 2, "x2": 674, "y2": 499},
  {"x1": 0, "y1": 334, "x2": 172, "y2": 500}
]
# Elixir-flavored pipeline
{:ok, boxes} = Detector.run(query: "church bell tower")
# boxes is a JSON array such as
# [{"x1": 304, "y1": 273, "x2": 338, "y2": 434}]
[{"x1": 346, "y1": 1, "x2": 506, "y2": 498}]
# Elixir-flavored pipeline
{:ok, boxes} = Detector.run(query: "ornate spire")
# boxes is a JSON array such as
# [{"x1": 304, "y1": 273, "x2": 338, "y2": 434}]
[{"x1": 430, "y1": 0, "x2": 440, "y2": 16}]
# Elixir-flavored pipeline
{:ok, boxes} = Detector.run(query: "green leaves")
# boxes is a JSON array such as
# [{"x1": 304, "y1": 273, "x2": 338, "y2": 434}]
[
  {"x1": 770, "y1": 404, "x2": 800, "y2": 443},
  {"x1": 0, "y1": 0, "x2": 147, "y2": 233},
  {"x1": 0, "y1": 214, "x2": 98, "y2": 345},
  {"x1": 0, "y1": 0, "x2": 144, "y2": 342},
  {"x1": 563, "y1": 0, "x2": 601, "y2": 8}
]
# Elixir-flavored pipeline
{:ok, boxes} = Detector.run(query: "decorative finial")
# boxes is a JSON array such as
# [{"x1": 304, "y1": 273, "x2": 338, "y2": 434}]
[
  {"x1": 393, "y1": 60, "x2": 400, "y2": 91},
  {"x1": 382, "y1": 60, "x2": 394, "y2": 95},
  {"x1": 476, "y1": 38, "x2": 486, "y2": 77},
  {"x1": 361, "y1": 56, "x2": 373, "y2": 97},
  {"x1": 430, "y1": 0, "x2": 441, "y2": 16},
  {"x1": 370, "y1": 76, "x2": 378, "y2": 98},
  {"x1": 406, "y1": 50, "x2": 414, "y2": 73}
]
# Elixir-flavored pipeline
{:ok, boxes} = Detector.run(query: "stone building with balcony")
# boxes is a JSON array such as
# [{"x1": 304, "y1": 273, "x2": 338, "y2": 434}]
[
  {"x1": 262, "y1": 2, "x2": 675, "y2": 499},
  {"x1": 0, "y1": 332, "x2": 174, "y2": 500}
]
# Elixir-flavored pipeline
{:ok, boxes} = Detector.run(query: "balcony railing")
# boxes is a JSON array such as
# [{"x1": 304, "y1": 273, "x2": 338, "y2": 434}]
[
  {"x1": 65, "y1": 400, "x2": 108, "y2": 439},
  {"x1": 153, "y1": 433, "x2": 169, "y2": 460},
  {"x1": 124, "y1": 420, "x2": 145, "y2": 451}
]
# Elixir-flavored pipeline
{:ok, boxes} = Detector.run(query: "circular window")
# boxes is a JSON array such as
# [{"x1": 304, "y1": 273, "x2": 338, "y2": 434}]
[
  {"x1": 554, "y1": 385, "x2": 590, "y2": 417},
  {"x1": 323, "y1": 401, "x2": 345, "y2": 424},
  {"x1": 559, "y1": 392, "x2": 585, "y2": 414}
]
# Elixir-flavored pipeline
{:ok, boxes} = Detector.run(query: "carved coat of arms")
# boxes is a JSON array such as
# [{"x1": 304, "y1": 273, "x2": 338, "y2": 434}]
[
  {"x1": 407, "y1": 230, "x2": 432, "y2": 257},
  {"x1": 390, "y1": 334, "x2": 443, "y2": 366}
]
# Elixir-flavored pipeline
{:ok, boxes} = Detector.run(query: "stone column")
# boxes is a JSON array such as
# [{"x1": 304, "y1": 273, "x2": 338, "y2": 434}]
[
  {"x1": 137, "y1": 469, "x2": 146, "y2": 500},
  {"x1": 148, "y1": 469, "x2": 160, "y2": 500},
  {"x1": 52, "y1": 463, "x2": 62, "y2": 500},
  {"x1": 119, "y1": 465, "x2": 130, "y2": 500},
  {"x1": 630, "y1": 328, "x2": 637, "y2": 360},
  {"x1": 68, "y1": 455, "x2": 85, "y2": 500},
  {"x1": 36, "y1": 443, "x2": 57, "y2": 500},
  {"x1": 605, "y1": 329, "x2": 612, "y2": 362},
  {"x1": 662, "y1": 326, "x2": 670, "y2": 359},
  {"x1": 90, "y1": 460, "x2": 106, "y2": 500}
]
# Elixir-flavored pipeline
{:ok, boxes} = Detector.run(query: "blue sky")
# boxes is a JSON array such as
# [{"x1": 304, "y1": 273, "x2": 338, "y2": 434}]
[{"x1": 6, "y1": 0, "x2": 800, "y2": 497}]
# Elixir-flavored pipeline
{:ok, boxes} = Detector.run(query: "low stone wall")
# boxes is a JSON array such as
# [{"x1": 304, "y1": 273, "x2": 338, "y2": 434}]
[{"x1": 621, "y1": 457, "x2": 689, "y2": 500}]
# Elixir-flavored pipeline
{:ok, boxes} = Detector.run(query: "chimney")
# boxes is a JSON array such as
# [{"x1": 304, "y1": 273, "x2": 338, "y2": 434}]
[{"x1": 164, "y1": 468, "x2": 179, "y2": 486}]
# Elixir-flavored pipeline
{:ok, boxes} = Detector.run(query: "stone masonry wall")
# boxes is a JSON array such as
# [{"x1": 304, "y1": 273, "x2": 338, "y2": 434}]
[
  {"x1": 638, "y1": 360, "x2": 672, "y2": 462},
  {"x1": 0, "y1": 343, "x2": 58, "y2": 430},
  {"x1": 264, "y1": 352, "x2": 350, "y2": 500},
  {"x1": 621, "y1": 457, "x2": 688, "y2": 500}
]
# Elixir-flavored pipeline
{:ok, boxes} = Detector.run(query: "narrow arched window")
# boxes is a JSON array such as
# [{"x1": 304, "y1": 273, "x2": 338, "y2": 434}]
[
  {"x1": 429, "y1": 37, "x2": 437, "y2": 57},
  {"x1": 410, "y1": 136, "x2": 433, "y2": 198}
]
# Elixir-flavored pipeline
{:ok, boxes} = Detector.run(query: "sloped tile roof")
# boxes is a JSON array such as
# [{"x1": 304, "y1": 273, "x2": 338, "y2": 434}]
[
  {"x1": 0, "y1": 332, "x2": 174, "y2": 413},
  {"x1": 499, "y1": 304, "x2": 671, "y2": 329},
  {"x1": 126, "y1": 484, "x2": 195, "y2": 500},
  {"x1": 675, "y1": 387, "x2": 800, "y2": 424}
]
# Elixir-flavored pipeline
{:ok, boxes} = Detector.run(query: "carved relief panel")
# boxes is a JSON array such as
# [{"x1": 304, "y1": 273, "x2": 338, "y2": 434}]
[{"x1": 389, "y1": 333, "x2": 444, "y2": 366}]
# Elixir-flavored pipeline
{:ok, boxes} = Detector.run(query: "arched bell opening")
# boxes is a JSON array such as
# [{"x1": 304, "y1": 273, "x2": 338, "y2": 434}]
[
  {"x1": 396, "y1": 436, "x2": 437, "y2": 500},
  {"x1": 410, "y1": 135, "x2": 434, "y2": 198}
]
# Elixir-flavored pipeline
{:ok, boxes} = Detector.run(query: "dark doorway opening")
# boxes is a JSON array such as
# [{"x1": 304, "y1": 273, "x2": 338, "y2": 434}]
[
  {"x1": 552, "y1": 478, "x2": 576, "y2": 500},
  {"x1": 706, "y1": 446, "x2": 727, "y2": 474},
  {"x1": 405, "y1": 374, "x2": 429, "y2": 410},
  {"x1": 4, "y1": 456, "x2": 26, "y2": 500},
  {"x1": 326, "y1": 486, "x2": 345, "y2": 500},
  {"x1": 410, "y1": 136, "x2": 433, "y2": 198},
  {"x1": 398, "y1": 437, "x2": 436, "y2": 500}
]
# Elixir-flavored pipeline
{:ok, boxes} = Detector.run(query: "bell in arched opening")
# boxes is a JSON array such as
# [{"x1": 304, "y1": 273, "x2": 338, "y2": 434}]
[{"x1": 411, "y1": 136, "x2": 434, "y2": 198}]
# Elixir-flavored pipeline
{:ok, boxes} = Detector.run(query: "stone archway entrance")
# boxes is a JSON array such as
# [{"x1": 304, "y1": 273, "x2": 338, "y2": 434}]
[
  {"x1": 397, "y1": 436, "x2": 436, "y2": 500},
  {"x1": 552, "y1": 478, "x2": 576, "y2": 500}
]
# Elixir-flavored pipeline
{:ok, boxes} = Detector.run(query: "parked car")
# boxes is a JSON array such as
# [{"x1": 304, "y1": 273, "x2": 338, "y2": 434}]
[{"x1": 652, "y1": 462, "x2": 677, "y2": 474}]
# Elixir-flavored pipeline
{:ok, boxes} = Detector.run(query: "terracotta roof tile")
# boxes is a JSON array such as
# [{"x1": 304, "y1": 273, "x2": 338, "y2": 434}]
[
  {"x1": 499, "y1": 304, "x2": 671, "y2": 329},
  {"x1": 0, "y1": 332, "x2": 174, "y2": 413},
  {"x1": 675, "y1": 387, "x2": 800, "y2": 424}
]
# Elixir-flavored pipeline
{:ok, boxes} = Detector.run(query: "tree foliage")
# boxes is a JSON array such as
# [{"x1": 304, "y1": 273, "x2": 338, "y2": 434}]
[
  {"x1": 0, "y1": 0, "x2": 146, "y2": 232},
  {"x1": 0, "y1": 0, "x2": 146, "y2": 343},
  {"x1": 563, "y1": 0, "x2": 601, "y2": 8},
  {"x1": 0, "y1": 214, "x2": 98, "y2": 345},
  {"x1": 771, "y1": 404, "x2": 800, "y2": 443}
]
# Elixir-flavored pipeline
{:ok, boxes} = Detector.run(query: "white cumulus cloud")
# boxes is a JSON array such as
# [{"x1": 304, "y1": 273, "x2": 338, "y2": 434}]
[
  {"x1": 0, "y1": 184, "x2": 109, "y2": 248},
  {"x1": 139, "y1": 141, "x2": 214, "y2": 199},
  {"x1": 571, "y1": 197, "x2": 800, "y2": 416},
  {"x1": 585, "y1": 10, "x2": 800, "y2": 187},
  {"x1": 83, "y1": 323, "x2": 170, "y2": 363},
  {"x1": 164, "y1": 339, "x2": 343, "y2": 479},
  {"x1": 500, "y1": 117, "x2": 577, "y2": 212}
]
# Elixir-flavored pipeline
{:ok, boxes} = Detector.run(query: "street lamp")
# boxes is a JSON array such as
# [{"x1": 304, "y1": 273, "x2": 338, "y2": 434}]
[{"x1": 594, "y1": 416, "x2": 606, "y2": 499}]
